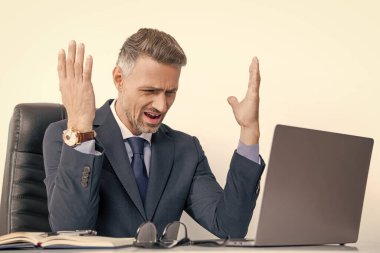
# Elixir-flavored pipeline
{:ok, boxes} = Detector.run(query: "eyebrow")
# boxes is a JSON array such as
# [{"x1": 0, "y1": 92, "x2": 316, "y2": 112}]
[{"x1": 140, "y1": 86, "x2": 178, "y2": 93}]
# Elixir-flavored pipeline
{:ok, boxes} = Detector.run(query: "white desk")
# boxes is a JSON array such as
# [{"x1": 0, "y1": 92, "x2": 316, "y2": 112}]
[{"x1": 0, "y1": 241, "x2": 378, "y2": 253}]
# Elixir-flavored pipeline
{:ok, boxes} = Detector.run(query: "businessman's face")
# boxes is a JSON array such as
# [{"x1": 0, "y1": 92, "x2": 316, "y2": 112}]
[{"x1": 113, "y1": 56, "x2": 181, "y2": 135}]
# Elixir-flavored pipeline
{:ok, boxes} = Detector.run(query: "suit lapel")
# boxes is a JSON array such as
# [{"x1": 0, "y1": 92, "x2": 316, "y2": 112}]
[
  {"x1": 94, "y1": 100, "x2": 146, "y2": 220},
  {"x1": 145, "y1": 127, "x2": 175, "y2": 221}
]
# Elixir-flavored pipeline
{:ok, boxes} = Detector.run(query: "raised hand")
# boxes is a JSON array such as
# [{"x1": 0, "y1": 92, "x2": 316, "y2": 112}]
[
  {"x1": 227, "y1": 57, "x2": 261, "y2": 145},
  {"x1": 57, "y1": 41, "x2": 96, "y2": 132}
]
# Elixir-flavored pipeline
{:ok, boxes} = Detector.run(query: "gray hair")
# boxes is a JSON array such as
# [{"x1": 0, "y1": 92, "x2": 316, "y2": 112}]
[{"x1": 116, "y1": 28, "x2": 187, "y2": 76}]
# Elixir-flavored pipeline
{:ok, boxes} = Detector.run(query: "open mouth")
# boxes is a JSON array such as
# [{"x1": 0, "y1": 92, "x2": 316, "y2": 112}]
[
  {"x1": 144, "y1": 112, "x2": 161, "y2": 119},
  {"x1": 143, "y1": 111, "x2": 163, "y2": 126}
]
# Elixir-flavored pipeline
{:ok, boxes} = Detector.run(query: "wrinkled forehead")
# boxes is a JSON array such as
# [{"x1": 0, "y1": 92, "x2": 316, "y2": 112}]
[{"x1": 124, "y1": 56, "x2": 181, "y2": 89}]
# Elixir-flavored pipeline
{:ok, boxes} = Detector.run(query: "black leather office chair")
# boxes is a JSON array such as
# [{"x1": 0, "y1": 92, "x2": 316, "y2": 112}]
[{"x1": 0, "y1": 103, "x2": 66, "y2": 235}]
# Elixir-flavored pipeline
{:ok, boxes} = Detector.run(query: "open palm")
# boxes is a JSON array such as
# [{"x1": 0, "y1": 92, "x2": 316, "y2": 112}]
[{"x1": 228, "y1": 57, "x2": 261, "y2": 144}]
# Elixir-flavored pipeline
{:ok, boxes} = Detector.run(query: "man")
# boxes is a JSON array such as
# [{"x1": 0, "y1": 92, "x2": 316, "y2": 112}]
[{"x1": 43, "y1": 28, "x2": 265, "y2": 238}]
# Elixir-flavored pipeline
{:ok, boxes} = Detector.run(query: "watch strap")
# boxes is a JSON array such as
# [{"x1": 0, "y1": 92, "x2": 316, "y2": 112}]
[{"x1": 77, "y1": 131, "x2": 96, "y2": 143}]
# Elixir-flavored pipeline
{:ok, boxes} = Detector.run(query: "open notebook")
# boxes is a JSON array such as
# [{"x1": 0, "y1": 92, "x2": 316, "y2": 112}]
[{"x1": 0, "y1": 231, "x2": 134, "y2": 249}]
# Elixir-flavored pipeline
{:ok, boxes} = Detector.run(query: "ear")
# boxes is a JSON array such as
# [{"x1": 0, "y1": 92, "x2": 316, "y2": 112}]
[{"x1": 113, "y1": 66, "x2": 123, "y2": 92}]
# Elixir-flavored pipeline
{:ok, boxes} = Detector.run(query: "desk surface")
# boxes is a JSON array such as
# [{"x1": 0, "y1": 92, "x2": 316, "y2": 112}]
[{"x1": 0, "y1": 241, "x2": 378, "y2": 253}]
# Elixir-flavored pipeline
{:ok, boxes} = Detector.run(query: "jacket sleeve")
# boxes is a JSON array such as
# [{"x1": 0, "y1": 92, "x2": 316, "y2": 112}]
[
  {"x1": 185, "y1": 137, "x2": 265, "y2": 238},
  {"x1": 43, "y1": 121, "x2": 104, "y2": 231}
]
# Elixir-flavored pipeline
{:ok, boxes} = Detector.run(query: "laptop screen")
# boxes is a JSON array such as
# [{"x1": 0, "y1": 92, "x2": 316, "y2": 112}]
[{"x1": 254, "y1": 125, "x2": 373, "y2": 246}]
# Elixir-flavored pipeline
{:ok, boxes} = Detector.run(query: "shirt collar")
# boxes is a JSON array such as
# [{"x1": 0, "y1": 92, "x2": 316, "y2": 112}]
[{"x1": 110, "y1": 99, "x2": 152, "y2": 144}]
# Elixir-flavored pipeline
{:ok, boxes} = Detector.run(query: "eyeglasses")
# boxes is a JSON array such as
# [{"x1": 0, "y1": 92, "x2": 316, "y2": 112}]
[
  {"x1": 134, "y1": 221, "x2": 189, "y2": 248},
  {"x1": 134, "y1": 221, "x2": 228, "y2": 248}
]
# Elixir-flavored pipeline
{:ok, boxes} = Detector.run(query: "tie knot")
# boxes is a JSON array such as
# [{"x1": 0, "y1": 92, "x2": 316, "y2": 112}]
[{"x1": 127, "y1": 137, "x2": 145, "y2": 155}]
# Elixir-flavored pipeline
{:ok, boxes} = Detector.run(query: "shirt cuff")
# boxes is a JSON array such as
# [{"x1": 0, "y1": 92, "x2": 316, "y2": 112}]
[
  {"x1": 237, "y1": 141, "x2": 260, "y2": 164},
  {"x1": 74, "y1": 140, "x2": 102, "y2": 156}
]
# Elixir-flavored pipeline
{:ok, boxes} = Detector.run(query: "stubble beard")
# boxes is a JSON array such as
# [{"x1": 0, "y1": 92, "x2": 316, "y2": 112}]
[{"x1": 125, "y1": 109, "x2": 161, "y2": 134}]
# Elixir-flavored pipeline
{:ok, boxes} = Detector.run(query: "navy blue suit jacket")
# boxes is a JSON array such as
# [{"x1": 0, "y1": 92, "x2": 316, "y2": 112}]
[{"x1": 43, "y1": 100, "x2": 265, "y2": 238}]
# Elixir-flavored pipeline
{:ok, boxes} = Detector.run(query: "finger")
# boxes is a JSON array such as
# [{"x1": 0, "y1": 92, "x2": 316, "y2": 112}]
[
  {"x1": 227, "y1": 96, "x2": 239, "y2": 110},
  {"x1": 83, "y1": 55, "x2": 93, "y2": 83},
  {"x1": 75, "y1": 43, "x2": 85, "y2": 81},
  {"x1": 57, "y1": 49, "x2": 66, "y2": 80},
  {"x1": 248, "y1": 56, "x2": 260, "y2": 93},
  {"x1": 66, "y1": 40, "x2": 76, "y2": 78}
]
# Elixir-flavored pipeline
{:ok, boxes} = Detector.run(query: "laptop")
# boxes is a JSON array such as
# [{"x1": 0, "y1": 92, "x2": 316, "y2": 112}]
[{"x1": 224, "y1": 124, "x2": 374, "y2": 247}]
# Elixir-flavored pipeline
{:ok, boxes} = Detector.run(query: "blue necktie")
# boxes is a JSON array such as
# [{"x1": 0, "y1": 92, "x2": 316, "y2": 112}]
[{"x1": 127, "y1": 137, "x2": 148, "y2": 204}]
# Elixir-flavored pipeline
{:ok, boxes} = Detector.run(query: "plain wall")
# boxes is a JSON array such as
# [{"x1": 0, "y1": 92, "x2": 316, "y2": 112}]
[{"x1": 0, "y1": 0, "x2": 379, "y2": 243}]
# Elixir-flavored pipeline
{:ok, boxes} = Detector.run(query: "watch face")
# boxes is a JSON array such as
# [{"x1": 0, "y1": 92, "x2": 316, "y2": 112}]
[{"x1": 63, "y1": 129, "x2": 79, "y2": 147}]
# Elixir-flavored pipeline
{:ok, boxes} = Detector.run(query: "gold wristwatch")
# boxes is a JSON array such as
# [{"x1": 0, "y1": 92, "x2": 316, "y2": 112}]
[{"x1": 62, "y1": 129, "x2": 96, "y2": 147}]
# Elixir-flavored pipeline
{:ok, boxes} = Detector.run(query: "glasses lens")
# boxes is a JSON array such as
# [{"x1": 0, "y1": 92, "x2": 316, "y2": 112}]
[
  {"x1": 136, "y1": 222, "x2": 158, "y2": 244},
  {"x1": 162, "y1": 221, "x2": 188, "y2": 242}
]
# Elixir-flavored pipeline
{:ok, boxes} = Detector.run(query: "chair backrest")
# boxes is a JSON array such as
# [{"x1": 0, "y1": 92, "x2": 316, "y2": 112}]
[{"x1": 0, "y1": 103, "x2": 66, "y2": 235}]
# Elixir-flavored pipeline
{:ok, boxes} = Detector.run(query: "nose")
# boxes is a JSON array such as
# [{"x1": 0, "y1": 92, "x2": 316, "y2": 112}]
[{"x1": 152, "y1": 93, "x2": 168, "y2": 113}]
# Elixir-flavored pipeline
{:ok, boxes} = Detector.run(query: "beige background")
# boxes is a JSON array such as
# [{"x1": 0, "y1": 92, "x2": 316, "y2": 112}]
[{"x1": 0, "y1": 0, "x2": 378, "y2": 243}]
